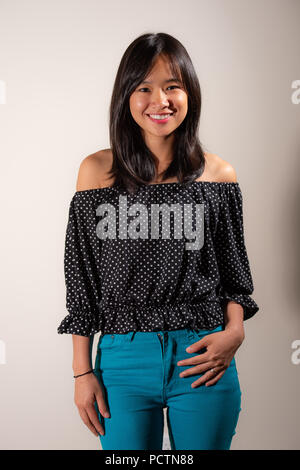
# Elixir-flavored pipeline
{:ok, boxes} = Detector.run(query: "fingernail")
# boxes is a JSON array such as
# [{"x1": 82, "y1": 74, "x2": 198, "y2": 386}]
[{"x1": 104, "y1": 412, "x2": 110, "y2": 418}]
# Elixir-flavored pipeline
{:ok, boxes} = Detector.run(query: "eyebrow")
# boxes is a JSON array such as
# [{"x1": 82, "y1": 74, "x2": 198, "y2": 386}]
[{"x1": 140, "y1": 77, "x2": 182, "y2": 85}]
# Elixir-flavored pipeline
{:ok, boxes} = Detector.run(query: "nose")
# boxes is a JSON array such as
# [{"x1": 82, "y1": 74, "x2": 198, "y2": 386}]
[{"x1": 150, "y1": 89, "x2": 170, "y2": 107}]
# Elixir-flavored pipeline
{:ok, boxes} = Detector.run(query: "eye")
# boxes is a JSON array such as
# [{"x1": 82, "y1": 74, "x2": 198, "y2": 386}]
[{"x1": 137, "y1": 85, "x2": 180, "y2": 92}]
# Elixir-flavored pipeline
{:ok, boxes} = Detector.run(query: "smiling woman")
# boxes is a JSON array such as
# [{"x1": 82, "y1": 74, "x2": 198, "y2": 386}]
[
  {"x1": 107, "y1": 33, "x2": 205, "y2": 193},
  {"x1": 130, "y1": 59, "x2": 188, "y2": 131},
  {"x1": 58, "y1": 32, "x2": 259, "y2": 451}
]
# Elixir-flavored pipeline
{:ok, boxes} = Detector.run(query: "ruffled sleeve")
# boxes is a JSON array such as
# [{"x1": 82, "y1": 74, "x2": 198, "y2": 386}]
[
  {"x1": 57, "y1": 193, "x2": 102, "y2": 336},
  {"x1": 215, "y1": 183, "x2": 259, "y2": 321}
]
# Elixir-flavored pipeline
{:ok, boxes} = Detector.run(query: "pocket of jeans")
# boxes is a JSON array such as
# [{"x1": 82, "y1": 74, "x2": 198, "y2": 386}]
[
  {"x1": 193, "y1": 327, "x2": 239, "y2": 370},
  {"x1": 98, "y1": 333, "x2": 116, "y2": 349},
  {"x1": 98, "y1": 333, "x2": 129, "y2": 351}
]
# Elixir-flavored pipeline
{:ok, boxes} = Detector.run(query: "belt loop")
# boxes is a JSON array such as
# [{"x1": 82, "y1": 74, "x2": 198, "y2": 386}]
[
  {"x1": 187, "y1": 327, "x2": 196, "y2": 341},
  {"x1": 128, "y1": 331, "x2": 136, "y2": 342}
]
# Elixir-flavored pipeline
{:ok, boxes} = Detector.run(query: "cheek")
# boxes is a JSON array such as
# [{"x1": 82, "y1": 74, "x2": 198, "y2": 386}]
[
  {"x1": 130, "y1": 95, "x2": 147, "y2": 115},
  {"x1": 175, "y1": 93, "x2": 188, "y2": 110}
]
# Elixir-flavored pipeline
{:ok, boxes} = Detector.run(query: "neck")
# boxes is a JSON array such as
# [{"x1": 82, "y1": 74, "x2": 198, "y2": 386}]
[{"x1": 142, "y1": 131, "x2": 175, "y2": 168}]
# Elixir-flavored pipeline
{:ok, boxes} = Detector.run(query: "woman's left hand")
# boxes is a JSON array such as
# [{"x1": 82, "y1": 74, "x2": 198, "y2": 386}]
[{"x1": 177, "y1": 328, "x2": 245, "y2": 388}]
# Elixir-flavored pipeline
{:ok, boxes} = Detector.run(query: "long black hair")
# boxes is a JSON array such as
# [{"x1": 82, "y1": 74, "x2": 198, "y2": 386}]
[{"x1": 108, "y1": 32, "x2": 206, "y2": 194}]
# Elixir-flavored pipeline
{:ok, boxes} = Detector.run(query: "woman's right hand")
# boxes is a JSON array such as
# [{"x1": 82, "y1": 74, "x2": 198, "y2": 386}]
[{"x1": 74, "y1": 372, "x2": 110, "y2": 437}]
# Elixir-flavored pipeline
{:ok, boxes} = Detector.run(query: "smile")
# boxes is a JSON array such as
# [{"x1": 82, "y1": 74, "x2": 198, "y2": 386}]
[{"x1": 147, "y1": 113, "x2": 175, "y2": 123}]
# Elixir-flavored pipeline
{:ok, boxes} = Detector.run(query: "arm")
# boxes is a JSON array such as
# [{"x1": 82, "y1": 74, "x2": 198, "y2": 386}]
[
  {"x1": 214, "y1": 162, "x2": 259, "y2": 324},
  {"x1": 176, "y1": 161, "x2": 259, "y2": 387},
  {"x1": 58, "y1": 153, "x2": 110, "y2": 436},
  {"x1": 72, "y1": 334, "x2": 94, "y2": 376},
  {"x1": 224, "y1": 301, "x2": 245, "y2": 344},
  {"x1": 71, "y1": 154, "x2": 104, "y2": 375},
  {"x1": 216, "y1": 162, "x2": 245, "y2": 340}
]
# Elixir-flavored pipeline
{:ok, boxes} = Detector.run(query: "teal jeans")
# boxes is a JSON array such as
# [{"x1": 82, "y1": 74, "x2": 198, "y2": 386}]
[{"x1": 94, "y1": 325, "x2": 242, "y2": 450}]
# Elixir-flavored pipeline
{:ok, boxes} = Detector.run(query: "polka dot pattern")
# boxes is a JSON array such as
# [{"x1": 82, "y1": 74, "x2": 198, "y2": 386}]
[{"x1": 57, "y1": 181, "x2": 259, "y2": 336}]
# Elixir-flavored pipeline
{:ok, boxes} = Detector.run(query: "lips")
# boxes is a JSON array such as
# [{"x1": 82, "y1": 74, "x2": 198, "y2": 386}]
[
  {"x1": 147, "y1": 113, "x2": 175, "y2": 124},
  {"x1": 147, "y1": 112, "x2": 174, "y2": 116}
]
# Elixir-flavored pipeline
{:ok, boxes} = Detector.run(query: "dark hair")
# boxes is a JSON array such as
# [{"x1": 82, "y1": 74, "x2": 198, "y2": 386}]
[{"x1": 108, "y1": 32, "x2": 206, "y2": 194}]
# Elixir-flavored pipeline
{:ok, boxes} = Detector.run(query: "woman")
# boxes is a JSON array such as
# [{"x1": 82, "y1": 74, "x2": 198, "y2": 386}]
[{"x1": 57, "y1": 32, "x2": 259, "y2": 450}]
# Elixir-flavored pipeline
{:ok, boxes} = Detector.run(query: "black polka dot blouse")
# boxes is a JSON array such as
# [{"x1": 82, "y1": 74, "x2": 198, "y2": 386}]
[{"x1": 57, "y1": 181, "x2": 259, "y2": 336}]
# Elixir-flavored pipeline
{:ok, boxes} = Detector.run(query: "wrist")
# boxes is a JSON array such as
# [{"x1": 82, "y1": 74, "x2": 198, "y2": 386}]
[
  {"x1": 224, "y1": 323, "x2": 245, "y2": 343},
  {"x1": 72, "y1": 363, "x2": 92, "y2": 376},
  {"x1": 73, "y1": 368, "x2": 94, "y2": 379}
]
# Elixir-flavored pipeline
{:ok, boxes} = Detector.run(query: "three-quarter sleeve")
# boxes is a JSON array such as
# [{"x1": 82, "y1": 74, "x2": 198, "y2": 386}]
[
  {"x1": 215, "y1": 183, "x2": 259, "y2": 321},
  {"x1": 57, "y1": 193, "x2": 102, "y2": 336}
]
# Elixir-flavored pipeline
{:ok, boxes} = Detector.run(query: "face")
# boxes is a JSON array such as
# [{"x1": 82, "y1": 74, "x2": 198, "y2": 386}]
[{"x1": 129, "y1": 55, "x2": 188, "y2": 140}]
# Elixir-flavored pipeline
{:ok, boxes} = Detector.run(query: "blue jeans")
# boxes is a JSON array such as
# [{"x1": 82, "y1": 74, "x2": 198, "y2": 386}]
[{"x1": 94, "y1": 325, "x2": 242, "y2": 450}]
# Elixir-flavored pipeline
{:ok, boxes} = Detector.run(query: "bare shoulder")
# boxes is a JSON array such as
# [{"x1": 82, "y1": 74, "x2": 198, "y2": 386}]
[
  {"x1": 204, "y1": 153, "x2": 237, "y2": 183},
  {"x1": 76, "y1": 148, "x2": 114, "y2": 191}
]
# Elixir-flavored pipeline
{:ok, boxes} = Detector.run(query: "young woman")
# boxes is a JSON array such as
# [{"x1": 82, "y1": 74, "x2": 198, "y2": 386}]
[{"x1": 57, "y1": 32, "x2": 259, "y2": 450}]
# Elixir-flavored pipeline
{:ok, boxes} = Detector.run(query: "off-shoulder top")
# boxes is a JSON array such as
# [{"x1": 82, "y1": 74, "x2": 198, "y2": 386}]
[{"x1": 57, "y1": 181, "x2": 259, "y2": 336}]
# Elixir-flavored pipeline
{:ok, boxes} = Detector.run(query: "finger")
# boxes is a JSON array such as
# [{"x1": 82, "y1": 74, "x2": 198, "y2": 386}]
[
  {"x1": 205, "y1": 370, "x2": 226, "y2": 387},
  {"x1": 95, "y1": 393, "x2": 111, "y2": 419},
  {"x1": 191, "y1": 367, "x2": 225, "y2": 388},
  {"x1": 177, "y1": 350, "x2": 210, "y2": 366},
  {"x1": 179, "y1": 361, "x2": 215, "y2": 378},
  {"x1": 186, "y1": 337, "x2": 210, "y2": 352},
  {"x1": 86, "y1": 403, "x2": 105, "y2": 436},
  {"x1": 78, "y1": 407, "x2": 103, "y2": 436}
]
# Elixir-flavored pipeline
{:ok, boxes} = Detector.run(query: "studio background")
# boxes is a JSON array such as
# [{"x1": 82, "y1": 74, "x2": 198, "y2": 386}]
[{"x1": 0, "y1": 0, "x2": 299, "y2": 450}]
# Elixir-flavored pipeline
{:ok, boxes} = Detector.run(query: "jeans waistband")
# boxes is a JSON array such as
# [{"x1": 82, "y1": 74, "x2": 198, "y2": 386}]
[{"x1": 100, "y1": 325, "x2": 223, "y2": 343}]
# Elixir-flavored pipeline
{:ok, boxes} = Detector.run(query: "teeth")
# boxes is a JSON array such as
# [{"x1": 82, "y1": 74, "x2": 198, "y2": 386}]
[{"x1": 149, "y1": 114, "x2": 173, "y2": 119}]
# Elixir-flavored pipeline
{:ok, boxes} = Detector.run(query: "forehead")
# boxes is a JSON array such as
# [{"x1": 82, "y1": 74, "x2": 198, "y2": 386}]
[
  {"x1": 140, "y1": 77, "x2": 182, "y2": 85},
  {"x1": 143, "y1": 55, "x2": 182, "y2": 83}
]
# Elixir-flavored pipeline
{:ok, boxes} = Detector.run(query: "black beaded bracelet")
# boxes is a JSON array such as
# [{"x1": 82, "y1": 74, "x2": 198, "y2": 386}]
[{"x1": 73, "y1": 369, "x2": 94, "y2": 379}]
